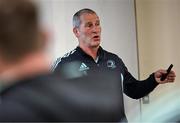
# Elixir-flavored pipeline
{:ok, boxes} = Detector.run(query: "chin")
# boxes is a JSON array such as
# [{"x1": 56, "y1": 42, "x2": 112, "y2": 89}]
[
  {"x1": 91, "y1": 44, "x2": 100, "y2": 49},
  {"x1": 93, "y1": 41, "x2": 100, "y2": 46}
]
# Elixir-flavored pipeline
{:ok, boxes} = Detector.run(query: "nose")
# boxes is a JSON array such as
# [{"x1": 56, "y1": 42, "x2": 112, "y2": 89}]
[{"x1": 92, "y1": 25, "x2": 101, "y2": 34}]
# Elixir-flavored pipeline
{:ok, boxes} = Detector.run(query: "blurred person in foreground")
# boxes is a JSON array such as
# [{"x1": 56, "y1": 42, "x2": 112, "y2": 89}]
[
  {"x1": 52, "y1": 8, "x2": 176, "y2": 122},
  {"x1": 0, "y1": 0, "x2": 123, "y2": 122}
]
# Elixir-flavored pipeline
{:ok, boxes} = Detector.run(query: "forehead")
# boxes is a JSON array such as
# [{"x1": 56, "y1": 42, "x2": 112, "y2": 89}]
[{"x1": 79, "y1": 13, "x2": 100, "y2": 23}]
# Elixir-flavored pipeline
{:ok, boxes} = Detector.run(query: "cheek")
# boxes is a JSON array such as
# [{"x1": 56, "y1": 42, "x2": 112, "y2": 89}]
[
  {"x1": 79, "y1": 29, "x2": 92, "y2": 38},
  {"x1": 85, "y1": 31, "x2": 92, "y2": 37},
  {"x1": 98, "y1": 27, "x2": 101, "y2": 33}
]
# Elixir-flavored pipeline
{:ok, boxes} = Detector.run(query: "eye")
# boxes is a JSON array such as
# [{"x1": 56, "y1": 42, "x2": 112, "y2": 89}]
[
  {"x1": 95, "y1": 21, "x2": 100, "y2": 26},
  {"x1": 85, "y1": 22, "x2": 93, "y2": 28}
]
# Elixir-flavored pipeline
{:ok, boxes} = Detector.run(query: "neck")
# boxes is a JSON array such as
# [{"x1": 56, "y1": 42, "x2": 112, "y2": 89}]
[
  {"x1": 79, "y1": 45, "x2": 99, "y2": 60},
  {"x1": 0, "y1": 52, "x2": 51, "y2": 83}
]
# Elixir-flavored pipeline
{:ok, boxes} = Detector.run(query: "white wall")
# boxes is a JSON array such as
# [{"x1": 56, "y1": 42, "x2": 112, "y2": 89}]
[
  {"x1": 136, "y1": 0, "x2": 180, "y2": 121},
  {"x1": 37, "y1": 0, "x2": 140, "y2": 121}
]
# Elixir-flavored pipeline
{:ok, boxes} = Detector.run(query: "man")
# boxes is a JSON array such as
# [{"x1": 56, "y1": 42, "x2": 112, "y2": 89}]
[
  {"x1": 0, "y1": 1, "x2": 124, "y2": 122},
  {"x1": 53, "y1": 8, "x2": 176, "y2": 121}
]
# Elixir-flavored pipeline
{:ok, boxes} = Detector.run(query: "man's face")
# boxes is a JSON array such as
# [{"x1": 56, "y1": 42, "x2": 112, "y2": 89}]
[{"x1": 74, "y1": 13, "x2": 101, "y2": 49}]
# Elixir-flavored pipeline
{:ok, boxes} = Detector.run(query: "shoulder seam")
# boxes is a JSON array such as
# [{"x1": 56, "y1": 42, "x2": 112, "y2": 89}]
[
  {"x1": 51, "y1": 57, "x2": 62, "y2": 71},
  {"x1": 51, "y1": 49, "x2": 77, "y2": 71}
]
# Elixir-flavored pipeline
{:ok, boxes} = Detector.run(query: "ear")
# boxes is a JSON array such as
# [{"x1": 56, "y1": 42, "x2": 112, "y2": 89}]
[{"x1": 73, "y1": 27, "x2": 80, "y2": 38}]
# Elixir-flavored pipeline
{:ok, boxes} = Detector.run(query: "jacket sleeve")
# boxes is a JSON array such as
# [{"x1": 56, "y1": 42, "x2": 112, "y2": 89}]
[
  {"x1": 117, "y1": 57, "x2": 159, "y2": 99},
  {"x1": 123, "y1": 70, "x2": 159, "y2": 99}
]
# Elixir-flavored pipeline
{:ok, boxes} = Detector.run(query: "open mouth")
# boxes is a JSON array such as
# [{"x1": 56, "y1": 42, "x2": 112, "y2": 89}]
[{"x1": 93, "y1": 35, "x2": 100, "y2": 39}]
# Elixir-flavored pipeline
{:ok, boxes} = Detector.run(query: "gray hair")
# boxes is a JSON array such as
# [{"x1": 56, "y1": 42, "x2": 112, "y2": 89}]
[{"x1": 73, "y1": 8, "x2": 97, "y2": 28}]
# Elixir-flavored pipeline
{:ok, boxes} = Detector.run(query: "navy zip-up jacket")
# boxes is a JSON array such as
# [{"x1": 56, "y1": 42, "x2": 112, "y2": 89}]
[{"x1": 53, "y1": 46, "x2": 159, "y2": 121}]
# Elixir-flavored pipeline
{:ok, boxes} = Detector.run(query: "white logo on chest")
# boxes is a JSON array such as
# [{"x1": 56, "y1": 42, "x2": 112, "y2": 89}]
[
  {"x1": 79, "y1": 62, "x2": 90, "y2": 72},
  {"x1": 107, "y1": 60, "x2": 116, "y2": 69}
]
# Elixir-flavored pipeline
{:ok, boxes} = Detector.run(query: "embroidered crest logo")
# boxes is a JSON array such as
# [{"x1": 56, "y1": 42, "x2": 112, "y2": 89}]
[{"x1": 107, "y1": 60, "x2": 116, "y2": 69}]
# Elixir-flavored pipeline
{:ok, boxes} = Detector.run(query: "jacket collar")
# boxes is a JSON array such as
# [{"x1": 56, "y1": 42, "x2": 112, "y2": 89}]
[{"x1": 76, "y1": 46, "x2": 105, "y2": 62}]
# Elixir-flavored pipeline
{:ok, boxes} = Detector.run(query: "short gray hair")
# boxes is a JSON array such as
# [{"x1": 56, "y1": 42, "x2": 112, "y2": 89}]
[{"x1": 73, "y1": 8, "x2": 97, "y2": 28}]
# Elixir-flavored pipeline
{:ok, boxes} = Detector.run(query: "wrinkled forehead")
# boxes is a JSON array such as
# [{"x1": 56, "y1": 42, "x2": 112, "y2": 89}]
[{"x1": 79, "y1": 13, "x2": 100, "y2": 23}]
